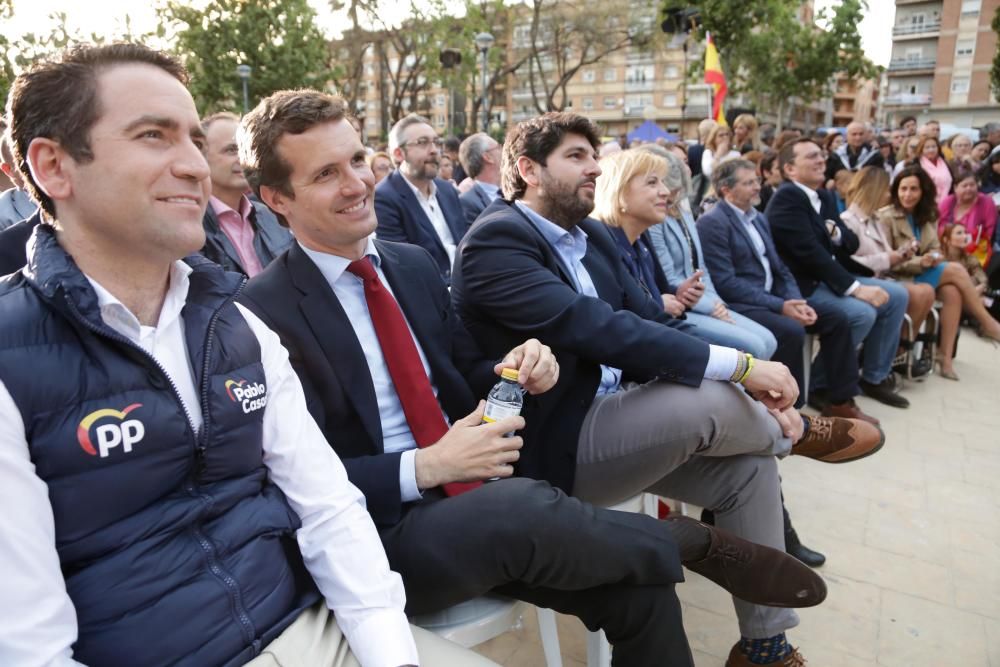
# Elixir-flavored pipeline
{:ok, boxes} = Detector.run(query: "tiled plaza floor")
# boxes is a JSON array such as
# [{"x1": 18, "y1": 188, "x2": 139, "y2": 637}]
[{"x1": 473, "y1": 331, "x2": 1000, "y2": 666}]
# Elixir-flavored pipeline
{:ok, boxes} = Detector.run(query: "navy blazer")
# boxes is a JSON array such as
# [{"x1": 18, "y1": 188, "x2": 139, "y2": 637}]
[
  {"x1": 239, "y1": 240, "x2": 497, "y2": 526},
  {"x1": 459, "y1": 183, "x2": 493, "y2": 227},
  {"x1": 452, "y1": 199, "x2": 710, "y2": 494},
  {"x1": 696, "y1": 201, "x2": 802, "y2": 314},
  {"x1": 764, "y1": 181, "x2": 861, "y2": 297},
  {"x1": 374, "y1": 171, "x2": 469, "y2": 282}
]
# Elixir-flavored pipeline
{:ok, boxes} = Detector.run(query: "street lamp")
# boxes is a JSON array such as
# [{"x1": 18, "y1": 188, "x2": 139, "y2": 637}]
[
  {"x1": 474, "y1": 32, "x2": 494, "y2": 132},
  {"x1": 236, "y1": 64, "x2": 252, "y2": 113}
]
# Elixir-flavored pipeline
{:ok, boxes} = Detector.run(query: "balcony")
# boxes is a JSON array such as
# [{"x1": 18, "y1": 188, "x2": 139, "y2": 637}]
[
  {"x1": 892, "y1": 20, "x2": 941, "y2": 37},
  {"x1": 623, "y1": 106, "x2": 646, "y2": 117},
  {"x1": 883, "y1": 92, "x2": 932, "y2": 106},
  {"x1": 625, "y1": 79, "x2": 654, "y2": 92},
  {"x1": 888, "y1": 58, "x2": 936, "y2": 72}
]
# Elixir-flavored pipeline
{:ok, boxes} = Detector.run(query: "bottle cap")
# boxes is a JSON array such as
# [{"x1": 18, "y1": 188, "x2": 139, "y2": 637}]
[{"x1": 500, "y1": 368, "x2": 520, "y2": 382}]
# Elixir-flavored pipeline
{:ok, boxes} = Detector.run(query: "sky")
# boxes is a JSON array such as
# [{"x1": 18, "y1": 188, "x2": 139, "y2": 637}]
[{"x1": 2, "y1": 0, "x2": 895, "y2": 67}]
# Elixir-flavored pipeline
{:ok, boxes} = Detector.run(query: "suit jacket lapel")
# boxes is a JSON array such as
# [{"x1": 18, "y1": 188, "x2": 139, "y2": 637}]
[
  {"x1": 476, "y1": 184, "x2": 491, "y2": 208},
  {"x1": 286, "y1": 244, "x2": 384, "y2": 450},
  {"x1": 376, "y1": 241, "x2": 441, "y2": 366},
  {"x1": 721, "y1": 203, "x2": 768, "y2": 274},
  {"x1": 435, "y1": 179, "x2": 467, "y2": 241},
  {"x1": 507, "y1": 202, "x2": 578, "y2": 288}
]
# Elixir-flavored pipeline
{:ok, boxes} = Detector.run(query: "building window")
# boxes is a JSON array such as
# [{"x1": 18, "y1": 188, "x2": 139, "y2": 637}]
[
  {"x1": 582, "y1": 70, "x2": 596, "y2": 83},
  {"x1": 663, "y1": 93, "x2": 678, "y2": 107},
  {"x1": 583, "y1": 97, "x2": 594, "y2": 111},
  {"x1": 604, "y1": 68, "x2": 617, "y2": 82},
  {"x1": 956, "y1": 39, "x2": 975, "y2": 57},
  {"x1": 960, "y1": 0, "x2": 980, "y2": 17},
  {"x1": 604, "y1": 96, "x2": 617, "y2": 109},
  {"x1": 951, "y1": 76, "x2": 970, "y2": 93},
  {"x1": 664, "y1": 64, "x2": 679, "y2": 79},
  {"x1": 436, "y1": 94, "x2": 446, "y2": 108}
]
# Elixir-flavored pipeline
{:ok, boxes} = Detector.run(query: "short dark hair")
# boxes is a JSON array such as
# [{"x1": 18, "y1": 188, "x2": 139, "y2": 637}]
[
  {"x1": 777, "y1": 138, "x2": 820, "y2": 180},
  {"x1": 899, "y1": 115, "x2": 917, "y2": 128},
  {"x1": 6, "y1": 43, "x2": 187, "y2": 217},
  {"x1": 713, "y1": 158, "x2": 756, "y2": 194},
  {"x1": 501, "y1": 112, "x2": 601, "y2": 200},
  {"x1": 238, "y1": 89, "x2": 349, "y2": 226},
  {"x1": 891, "y1": 165, "x2": 938, "y2": 225},
  {"x1": 760, "y1": 152, "x2": 778, "y2": 175}
]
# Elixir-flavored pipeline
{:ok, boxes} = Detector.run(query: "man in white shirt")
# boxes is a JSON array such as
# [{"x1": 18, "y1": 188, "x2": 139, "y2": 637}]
[
  {"x1": 0, "y1": 43, "x2": 490, "y2": 667},
  {"x1": 374, "y1": 114, "x2": 469, "y2": 283}
]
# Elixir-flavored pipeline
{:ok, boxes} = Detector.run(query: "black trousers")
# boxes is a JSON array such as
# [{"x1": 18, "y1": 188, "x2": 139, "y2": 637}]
[
  {"x1": 379, "y1": 478, "x2": 693, "y2": 667},
  {"x1": 737, "y1": 299, "x2": 859, "y2": 406}
]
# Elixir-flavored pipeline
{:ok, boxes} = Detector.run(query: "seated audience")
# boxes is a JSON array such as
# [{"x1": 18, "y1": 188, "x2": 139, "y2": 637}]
[
  {"x1": 701, "y1": 124, "x2": 740, "y2": 179},
  {"x1": 369, "y1": 150, "x2": 395, "y2": 183},
  {"x1": 236, "y1": 89, "x2": 823, "y2": 666},
  {"x1": 939, "y1": 164, "x2": 997, "y2": 268},
  {"x1": 971, "y1": 140, "x2": 993, "y2": 170},
  {"x1": 822, "y1": 131, "x2": 844, "y2": 160},
  {"x1": 877, "y1": 166, "x2": 1000, "y2": 379},
  {"x1": 438, "y1": 154, "x2": 457, "y2": 184},
  {"x1": 452, "y1": 112, "x2": 885, "y2": 667},
  {"x1": 757, "y1": 152, "x2": 782, "y2": 212},
  {"x1": 979, "y1": 147, "x2": 1000, "y2": 196},
  {"x1": 947, "y1": 133, "x2": 974, "y2": 170},
  {"x1": 0, "y1": 42, "x2": 489, "y2": 667},
  {"x1": 0, "y1": 126, "x2": 37, "y2": 232},
  {"x1": 840, "y1": 167, "x2": 935, "y2": 378},
  {"x1": 825, "y1": 122, "x2": 884, "y2": 182},
  {"x1": 941, "y1": 223, "x2": 990, "y2": 296},
  {"x1": 765, "y1": 138, "x2": 910, "y2": 408},
  {"x1": 199, "y1": 111, "x2": 292, "y2": 276},
  {"x1": 687, "y1": 118, "x2": 717, "y2": 180},
  {"x1": 892, "y1": 135, "x2": 921, "y2": 179},
  {"x1": 374, "y1": 114, "x2": 469, "y2": 283},
  {"x1": 831, "y1": 169, "x2": 851, "y2": 213},
  {"x1": 698, "y1": 158, "x2": 876, "y2": 423},
  {"x1": 612, "y1": 148, "x2": 778, "y2": 359}
]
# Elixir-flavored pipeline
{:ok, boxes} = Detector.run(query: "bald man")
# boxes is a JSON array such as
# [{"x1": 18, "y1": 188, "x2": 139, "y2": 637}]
[{"x1": 825, "y1": 121, "x2": 884, "y2": 181}]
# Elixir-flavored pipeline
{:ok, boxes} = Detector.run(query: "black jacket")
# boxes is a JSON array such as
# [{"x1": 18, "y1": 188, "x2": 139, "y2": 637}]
[{"x1": 200, "y1": 199, "x2": 292, "y2": 275}]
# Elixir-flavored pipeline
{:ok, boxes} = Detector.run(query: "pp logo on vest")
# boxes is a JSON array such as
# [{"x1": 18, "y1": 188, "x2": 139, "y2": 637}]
[
  {"x1": 77, "y1": 403, "x2": 145, "y2": 458},
  {"x1": 225, "y1": 378, "x2": 268, "y2": 414}
]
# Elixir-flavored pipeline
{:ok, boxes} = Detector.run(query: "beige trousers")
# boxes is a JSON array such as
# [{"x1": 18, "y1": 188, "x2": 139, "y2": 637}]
[{"x1": 245, "y1": 603, "x2": 500, "y2": 667}]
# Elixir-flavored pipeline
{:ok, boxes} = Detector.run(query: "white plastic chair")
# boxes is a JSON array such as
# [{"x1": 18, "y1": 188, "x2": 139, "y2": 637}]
[{"x1": 411, "y1": 595, "x2": 529, "y2": 649}]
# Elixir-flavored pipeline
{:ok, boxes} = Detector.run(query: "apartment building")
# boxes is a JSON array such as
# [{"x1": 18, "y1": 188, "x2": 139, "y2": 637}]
[{"x1": 884, "y1": 0, "x2": 999, "y2": 128}]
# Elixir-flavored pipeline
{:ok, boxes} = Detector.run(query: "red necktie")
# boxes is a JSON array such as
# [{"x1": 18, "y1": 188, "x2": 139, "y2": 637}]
[{"x1": 346, "y1": 257, "x2": 481, "y2": 497}]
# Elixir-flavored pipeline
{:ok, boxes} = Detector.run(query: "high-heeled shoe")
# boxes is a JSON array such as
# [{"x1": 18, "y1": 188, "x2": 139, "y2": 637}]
[
  {"x1": 936, "y1": 360, "x2": 960, "y2": 381},
  {"x1": 978, "y1": 327, "x2": 1000, "y2": 347}
]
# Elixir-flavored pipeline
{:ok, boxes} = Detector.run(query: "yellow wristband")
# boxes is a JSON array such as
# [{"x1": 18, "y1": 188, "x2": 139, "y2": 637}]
[{"x1": 738, "y1": 354, "x2": 755, "y2": 385}]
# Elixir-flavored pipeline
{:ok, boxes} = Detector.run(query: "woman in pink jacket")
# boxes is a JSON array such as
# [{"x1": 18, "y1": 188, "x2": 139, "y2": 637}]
[
  {"x1": 938, "y1": 164, "x2": 996, "y2": 268},
  {"x1": 917, "y1": 135, "x2": 953, "y2": 204}
]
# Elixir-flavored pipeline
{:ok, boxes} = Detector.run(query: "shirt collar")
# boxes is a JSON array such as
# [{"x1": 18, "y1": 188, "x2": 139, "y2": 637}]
[
  {"x1": 298, "y1": 237, "x2": 380, "y2": 287},
  {"x1": 724, "y1": 199, "x2": 756, "y2": 224},
  {"x1": 210, "y1": 194, "x2": 253, "y2": 219},
  {"x1": 792, "y1": 180, "x2": 822, "y2": 212},
  {"x1": 85, "y1": 260, "x2": 192, "y2": 341},
  {"x1": 475, "y1": 180, "x2": 500, "y2": 200},
  {"x1": 401, "y1": 173, "x2": 437, "y2": 202},
  {"x1": 515, "y1": 200, "x2": 588, "y2": 249}
]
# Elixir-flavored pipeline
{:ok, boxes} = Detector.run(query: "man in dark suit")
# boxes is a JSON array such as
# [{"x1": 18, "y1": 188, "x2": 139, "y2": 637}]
[
  {"x1": 374, "y1": 114, "x2": 469, "y2": 283},
  {"x1": 765, "y1": 138, "x2": 909, "y2": 409},
  {"x1": 452, "y1": 112, "x2": 884, "y2": 667},
  {"x1": 457, "y1": 132, "x2": 502, "y2": 226},
  {"x1": 697, "y1": 158, "x2": 876, "y2": 425},
  {"x1": 236, "y1": 90, "x2": 829, "y2": 666},
  {"x1": 198, "y1": 112, "x2": 292, "y2": 276}
]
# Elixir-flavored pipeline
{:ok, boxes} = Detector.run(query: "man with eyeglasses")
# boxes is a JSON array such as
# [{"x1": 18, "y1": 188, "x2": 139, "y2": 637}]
[{"x1": 375, "y1": 114, "x2": 469, "y2": 283}]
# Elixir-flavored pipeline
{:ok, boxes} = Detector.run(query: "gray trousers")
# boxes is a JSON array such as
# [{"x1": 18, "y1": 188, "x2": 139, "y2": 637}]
[{"x1": 572, "y1": 379, "x2": 799, "y2": 639}]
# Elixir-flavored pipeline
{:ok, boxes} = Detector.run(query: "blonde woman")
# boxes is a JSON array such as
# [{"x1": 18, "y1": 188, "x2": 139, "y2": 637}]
[
  {"x1": 840, "y1": 167, "x2": 935, "y2": 377},
  {"x1": 732, "y1": 114, "x2": 760, "y2": 154},
  {"x1": 700, "y1": 124, "x2": 741, "y2": 179},
  {"x1": 594, "y1": 149, "x2": 777, "y2": 358}
]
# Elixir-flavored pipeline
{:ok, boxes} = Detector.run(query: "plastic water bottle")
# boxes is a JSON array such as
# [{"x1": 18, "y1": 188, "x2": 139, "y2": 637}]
[{"x1": 482, "y1": 368, "x2": 523, "y2": 437}]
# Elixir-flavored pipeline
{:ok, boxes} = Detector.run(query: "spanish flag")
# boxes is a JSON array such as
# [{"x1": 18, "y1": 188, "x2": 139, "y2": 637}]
[{"x1": 704, "y1": 32, "x2": 727, "y2": 125}]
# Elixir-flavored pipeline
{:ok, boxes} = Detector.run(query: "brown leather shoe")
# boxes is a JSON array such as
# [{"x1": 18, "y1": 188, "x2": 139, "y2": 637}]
[
  {"x1": 680, "y1": 517, "x2": 827, "y2": 608},
  {"x1": 726, "y1": 642, "x2": 807, "y2": 666},
  {"x1": 821, "y1": 398, "x2": 879, "y2": 425},
  {"x1": 793, "y1": 416, "x2": 884, "y2": 463}
]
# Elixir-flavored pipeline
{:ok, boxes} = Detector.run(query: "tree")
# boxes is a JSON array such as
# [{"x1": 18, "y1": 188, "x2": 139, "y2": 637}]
[
  {"x1": 662, "y1": 0, "x2": 879, "y2": 130},
  {"x1": 992, "y1": 5, "x2": 1000, "y2": 101},
  {"x1": 158, "y1": 0, "x2": 331, "y2": 114}
]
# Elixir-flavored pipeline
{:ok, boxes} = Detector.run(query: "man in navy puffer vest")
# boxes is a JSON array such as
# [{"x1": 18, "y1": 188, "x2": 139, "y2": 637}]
[{"x1": 0, "y1": 43, "x2": 492, "y2": 667}]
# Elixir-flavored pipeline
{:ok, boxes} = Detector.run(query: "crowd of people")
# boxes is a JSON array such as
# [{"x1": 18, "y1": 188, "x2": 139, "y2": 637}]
[{"x1": 1, "y1": 42, "x2": 999, "y2": 667}]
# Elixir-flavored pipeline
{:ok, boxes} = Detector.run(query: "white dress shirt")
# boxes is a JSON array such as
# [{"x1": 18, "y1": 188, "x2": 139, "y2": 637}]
[
  {"x1": 300, "y1": 240, "x2": 449, "y2": 503},
  {"x1": 0, "y1": 261, "x2": 418, "y2": 667},
  {"x1": 515, "y1": 201, "x2": 739, "y2": 386},
  {"x1": 474, "y1": 179, "x2": 501, "y2": 201},
  {"x1": 402, "y1": 175, "x2": 457, "y2": 267},
  {"x1": 726, "y1": 200, "x2": 773, "y2": 292}
]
